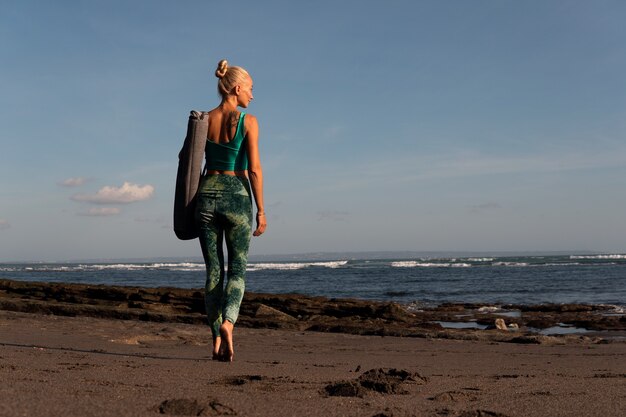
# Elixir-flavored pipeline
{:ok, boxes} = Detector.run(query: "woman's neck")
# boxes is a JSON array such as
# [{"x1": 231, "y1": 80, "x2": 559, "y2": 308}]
[{"x1": 219, "y1": 97, "x2": 239, "y2": 112}]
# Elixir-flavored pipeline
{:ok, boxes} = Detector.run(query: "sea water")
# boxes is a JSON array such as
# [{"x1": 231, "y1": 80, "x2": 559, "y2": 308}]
[{"x1": 1, "y1": 253, "x2": 625, "y2": 309}]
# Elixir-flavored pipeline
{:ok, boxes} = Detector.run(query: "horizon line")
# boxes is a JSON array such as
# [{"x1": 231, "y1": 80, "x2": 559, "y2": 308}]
[{"x1": 1, "y1": 249, "x2": 622, "y2": 264}]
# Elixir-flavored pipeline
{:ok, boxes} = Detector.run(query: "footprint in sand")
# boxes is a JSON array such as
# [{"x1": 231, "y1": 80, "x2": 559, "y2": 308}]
[
  {"x1": 155, "y1": 398, "x2": 236, "y2": 416},
  {"x1": 221, "y1": 375, "x2": 264, "y2": 386},
  {"x1": 110, "y1": 334, "x2": 172, "y2": 345},
  {"x1": 324, "y1": 368, "x2": 427, "y2": 397},
  {"x1": 111, "y1": 329, "x2": 207, "y2": 346},
  {"x1": 429, "y1": 390, "x2": 479, "y2": 402}
]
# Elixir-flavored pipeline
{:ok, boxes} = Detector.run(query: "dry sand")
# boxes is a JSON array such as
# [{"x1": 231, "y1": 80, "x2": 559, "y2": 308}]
[{"x1": 1, "y1": 309, "x2": 624, "y2": 417}]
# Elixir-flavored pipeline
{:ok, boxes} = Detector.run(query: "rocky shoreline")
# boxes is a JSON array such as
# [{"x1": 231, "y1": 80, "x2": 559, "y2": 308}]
[{"x1": 1, "y1": 279, "x2": 624, "y2": 344}]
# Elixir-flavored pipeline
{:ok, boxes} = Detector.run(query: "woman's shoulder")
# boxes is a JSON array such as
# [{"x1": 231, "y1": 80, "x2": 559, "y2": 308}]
[
  {"x1": 243, "y1": 113, "x2": 258, "y2": 127},
  {"x1": 243, "y1": 112, "x2": 257, "y2": 121},
  {"x1": 206, "y1": 107, "x2": 222, "y2": 117},
  {"x1": 242, "y1": 113, "x2": 258, "y2": 139}
]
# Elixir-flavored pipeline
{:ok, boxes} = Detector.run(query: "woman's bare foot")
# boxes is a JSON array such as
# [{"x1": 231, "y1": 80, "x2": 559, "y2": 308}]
[
  {"x1": 212, "y1": 336, "x2": 222, "y2": 360},
  {"x1": 218, "y1": 320, "x2": 234, "y2": 362}
]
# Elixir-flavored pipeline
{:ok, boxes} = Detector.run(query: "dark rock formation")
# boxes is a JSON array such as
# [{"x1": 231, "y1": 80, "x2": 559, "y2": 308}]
[{"x1": 0, "y1": 279, "x2": 622, "y2": 343}]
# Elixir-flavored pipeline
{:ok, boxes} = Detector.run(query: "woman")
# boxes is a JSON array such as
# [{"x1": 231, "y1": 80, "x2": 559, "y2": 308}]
[{"x1": 195, "y1": 59, "x2": 266, "y2": 362}]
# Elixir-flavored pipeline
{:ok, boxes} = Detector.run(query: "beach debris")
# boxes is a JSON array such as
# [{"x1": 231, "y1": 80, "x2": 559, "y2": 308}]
[
  {"x1": 456, "y1": 410, "x2": 511, "y2": 417},
  {"x1": 371, "y1": 412, "x2": 394, "y2": 417},
  {"x1": 494, "y1": 319, "x2": 507, "y2": 331},
  {"x1": 208, "y1": 401, "x2": 236, "y2": 416},
  {"x1": 592, "y1": 372, "x2": 626, "y2": 378},
  {"x1": 325, "y1": 368, "x2": 426, "y2": 397},
  {"x1": 156, "y1": 398, "x2": 206, "y2": 415}
]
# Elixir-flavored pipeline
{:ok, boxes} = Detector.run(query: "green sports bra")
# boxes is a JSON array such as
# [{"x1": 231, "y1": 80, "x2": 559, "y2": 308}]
[{"x1": 205, "y1": 112, "x2": 248, "y2": 171}]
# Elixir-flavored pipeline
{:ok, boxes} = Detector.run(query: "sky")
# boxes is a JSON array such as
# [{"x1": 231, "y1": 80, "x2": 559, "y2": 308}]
[{"x1": 1, "y1": 0, "x2": 626, "y2": 262}]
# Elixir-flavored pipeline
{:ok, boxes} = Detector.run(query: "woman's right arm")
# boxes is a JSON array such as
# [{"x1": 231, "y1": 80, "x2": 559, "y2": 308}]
[{"x1": 245, "y1": 114, "x2": 266, "y2": 236}]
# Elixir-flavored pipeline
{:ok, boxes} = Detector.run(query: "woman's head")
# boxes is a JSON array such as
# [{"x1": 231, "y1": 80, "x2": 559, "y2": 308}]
[{"x1": 215, "y1": 59, "x2": 253, "y2": 106}]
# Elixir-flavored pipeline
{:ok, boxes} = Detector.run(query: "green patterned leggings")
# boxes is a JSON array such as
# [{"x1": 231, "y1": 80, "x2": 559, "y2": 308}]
[{"x1": 195, "y1": 175, "x2": 252, "y2": 338}]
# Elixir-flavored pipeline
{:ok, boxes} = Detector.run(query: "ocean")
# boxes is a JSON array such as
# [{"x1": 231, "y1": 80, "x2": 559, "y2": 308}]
[{"x1": 1, "y1": 253, "x2": 625, "y2": 310}]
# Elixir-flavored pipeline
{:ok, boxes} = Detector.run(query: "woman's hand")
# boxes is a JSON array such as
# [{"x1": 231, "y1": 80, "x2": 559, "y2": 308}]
[{"x1": 253, "y1": 212, "x2": 266, "y2": 236}]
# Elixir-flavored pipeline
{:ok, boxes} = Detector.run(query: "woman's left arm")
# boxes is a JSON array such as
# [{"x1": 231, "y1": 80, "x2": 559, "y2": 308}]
[{"x1": 245, "y1": 114, "x2": 266, "y2": 236}]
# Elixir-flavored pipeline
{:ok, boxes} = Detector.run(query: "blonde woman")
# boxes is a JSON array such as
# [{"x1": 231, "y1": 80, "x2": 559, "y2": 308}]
[{"x1": 195, "y1": 59, "x2": 266, "y2": 361}]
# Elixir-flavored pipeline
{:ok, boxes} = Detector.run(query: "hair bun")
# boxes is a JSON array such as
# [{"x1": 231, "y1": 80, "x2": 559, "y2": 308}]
[{"x1": 215, "y1": 59, "x2": 228, "y2": 79}]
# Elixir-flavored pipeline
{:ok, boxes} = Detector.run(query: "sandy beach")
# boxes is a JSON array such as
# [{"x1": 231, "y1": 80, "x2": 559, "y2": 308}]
[{"x1": 1, "y1": 280, "x2": 625, "y2": 417}]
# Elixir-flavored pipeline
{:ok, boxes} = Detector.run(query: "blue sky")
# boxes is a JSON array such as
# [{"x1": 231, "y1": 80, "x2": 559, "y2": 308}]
[{"x1": 1, "y1": 0, "x2": 625, "y2": 261}]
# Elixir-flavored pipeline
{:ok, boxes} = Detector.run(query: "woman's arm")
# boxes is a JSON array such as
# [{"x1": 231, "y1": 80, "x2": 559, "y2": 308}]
[{"x1": 245, "y1": 114, "x2": 266, "y2": 236}]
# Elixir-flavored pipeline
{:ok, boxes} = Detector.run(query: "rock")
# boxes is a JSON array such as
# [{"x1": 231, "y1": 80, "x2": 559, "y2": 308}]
[
  {"x1": 254, "y1": 304, "x2": 298, "y2": 322},
  {"x1": 507, "y1": 323, "x2": 519, "y2": 330},
  {"x1": 525, "y1": 318, "x2": 558, "y2": 329},
  {"x1": 495, "y1": 318, "x2": 507, "y2": 330},
  {"x1": 519, "y1": 304, "x2": 594, "y2": 313},
  {"x1": 1, "y1": 279, "x2": 621, "y2": 344},
  {"x1": 324, "y1": 381, "x2": 364, "y2": 397}
]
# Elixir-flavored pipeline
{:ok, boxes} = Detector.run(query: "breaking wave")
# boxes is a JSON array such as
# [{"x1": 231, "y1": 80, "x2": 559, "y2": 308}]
[
  {"x1": 570, "y1": 254, "x2": 626, "y2": 260},
  {"x1": 0, "y1": 263, "x2": 206, "y2": 273},
  {"x1": 247, "y1": 261, "x2": 348, "y2": 272},
  {"x1": 491, "y1": 262, "x2": 530, "y2": 267},
  {"x1": 391, "y1": 261, "x2": 471, "y2": 268}
]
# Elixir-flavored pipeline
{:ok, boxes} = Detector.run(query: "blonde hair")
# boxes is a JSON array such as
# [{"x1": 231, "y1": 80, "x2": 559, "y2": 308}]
[{"x1": 214, "y1": 59, "x2": 250, "y2": 99}]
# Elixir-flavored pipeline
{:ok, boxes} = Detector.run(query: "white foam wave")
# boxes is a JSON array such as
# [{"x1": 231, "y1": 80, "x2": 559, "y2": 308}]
[
  {"x1": 492, "y1": 262, "x2": 529, "y2": 267},
  {"x1": 83, "y1": 263, "x2": 205, "y2": 271},
  {"x1": 391, "y1": 261, "x2": 471, "y2": 268},
  {"x1": 599, "y1": 304, "x2": 625, "y2": 314},
  {"x1": 1, "y1": 263, "x2": 206, "y2": 272},
  {"x1": 13, "y1": 266, "x2": 78, "y2": 272},
  {"x1": 2, "y1": 261, "x2": 350, "y2": 273},
  {"x1": 466, "y1": 258, "x2": 494, "y2": 262},
  {"x1": 570, "y1": 254, "x2": 626, "y2": 260},
  {"x1": 478, "y1": 306, "x2": 501, "y2": 313},
  {"x1": 247, "y1": 261, "x2": 348, "y2": 271}
]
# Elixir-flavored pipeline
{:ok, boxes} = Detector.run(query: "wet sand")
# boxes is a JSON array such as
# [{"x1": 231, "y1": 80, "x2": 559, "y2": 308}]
[{"x1": 0, "y1": 280, "x2": 625, "y2": 416}]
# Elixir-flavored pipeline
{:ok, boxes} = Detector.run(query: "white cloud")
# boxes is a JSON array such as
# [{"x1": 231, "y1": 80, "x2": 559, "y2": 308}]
[
  {"x1": 58, "y1": 177, "x2": 88, "y2": 187},
  {"x1": 78, "y1": 207, "x2": 121, "y2": 217},
  {"x1": 72, "y1": 182, "x2": 154, "y2": 204},
  {"x1": 0, "y1": 219, "x2": 10, "y2": 230}
]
